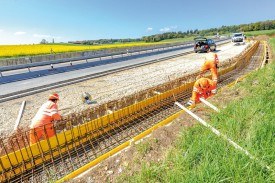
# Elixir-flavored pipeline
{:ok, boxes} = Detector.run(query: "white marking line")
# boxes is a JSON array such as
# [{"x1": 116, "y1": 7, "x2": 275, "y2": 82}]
[
  {"x1": 175, "y1": 102, "x2": 271, "y2": 171},
  {"x1": 199, "y1": 98, "x2": 219, "y2": 112},
  {"x1": 18, "y1": 81, "x2": 31, "y2": 85}
]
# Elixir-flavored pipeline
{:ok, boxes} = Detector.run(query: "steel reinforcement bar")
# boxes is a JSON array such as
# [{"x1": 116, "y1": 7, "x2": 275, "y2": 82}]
[{"x1": 0, "y1": 41, "x2": 264, "y2": 182}]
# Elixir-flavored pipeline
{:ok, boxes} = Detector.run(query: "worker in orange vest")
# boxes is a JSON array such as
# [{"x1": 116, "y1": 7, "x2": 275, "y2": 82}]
[
  {"x1": 29, "y1": 93, "x2": 61, "y2": 144},
  {"x1": 186, "y1": 78, "x2": 217, "y2": 107},
  {"x1": 198, "y1": 49, "x2": 219, "y2": 85}
]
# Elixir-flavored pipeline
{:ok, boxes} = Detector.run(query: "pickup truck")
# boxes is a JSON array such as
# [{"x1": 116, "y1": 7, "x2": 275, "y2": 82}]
[{"x1": 231, "y1": 33, "x2": 245, "y2": 44}]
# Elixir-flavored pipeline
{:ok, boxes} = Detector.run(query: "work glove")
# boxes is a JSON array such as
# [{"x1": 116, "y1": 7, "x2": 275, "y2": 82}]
[{"x1": 185, "y1": 100, "x2": 194, "y2": 107}]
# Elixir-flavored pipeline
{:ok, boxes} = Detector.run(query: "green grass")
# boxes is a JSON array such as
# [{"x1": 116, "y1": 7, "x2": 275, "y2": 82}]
[
  {"x1": 245, "y1": 29, "x2": 275, "y2": 36},
  {"x1": 136, "y1": 140, "x2": 152, "y2": 156},
  {"x1": 118, "y1": 39, "x2": 275, "y2": 182},
  {"x1": 269, "y1": 38, "x2": 275, "y2": 53}
]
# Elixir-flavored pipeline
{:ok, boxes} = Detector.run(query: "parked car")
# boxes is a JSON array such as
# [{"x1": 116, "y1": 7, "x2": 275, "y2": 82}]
[{"x1": 194, "y1": 37, "x2": 216, "y2": 53}]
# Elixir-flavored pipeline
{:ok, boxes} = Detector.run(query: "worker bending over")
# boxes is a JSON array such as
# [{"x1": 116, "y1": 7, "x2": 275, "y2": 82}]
[
  {"x1": 186, "y1": 78, "x2": 217, "y2": 107},
  {"x1": 198, "y1": 49, "x2": 219, "y2": 85},
  {"x1": 29, "y1": 93, "x2": 61, "y2": 144}
]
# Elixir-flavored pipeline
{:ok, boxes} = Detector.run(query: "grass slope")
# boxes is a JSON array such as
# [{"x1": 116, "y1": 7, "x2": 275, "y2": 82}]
[
  {"x1": 245, "y1": 29, "x2": 275, "y2": 37},
  {"x1": 118, "y1": 42, "x2": 275, "y2": 182}
]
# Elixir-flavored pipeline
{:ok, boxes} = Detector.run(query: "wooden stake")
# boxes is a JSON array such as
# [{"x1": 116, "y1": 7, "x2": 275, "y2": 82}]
[{"x1": 14, "y1": 101, "x2": 26, "y2": 130}]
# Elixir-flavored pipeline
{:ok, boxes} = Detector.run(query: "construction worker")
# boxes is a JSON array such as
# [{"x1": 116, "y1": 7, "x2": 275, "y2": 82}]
[
  {"x1": 186, "y1": 78, "x2": 217, "y2": 107},
  {"x1": 29, "y1": 93, "x2": 61, "y2": 144},
  {"x1": 198, "y1": 49, "x2": 219, "y2": 85}
]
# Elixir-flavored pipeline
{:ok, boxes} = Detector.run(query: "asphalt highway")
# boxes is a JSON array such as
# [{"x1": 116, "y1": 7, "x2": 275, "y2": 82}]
[{"x1": 0, "y1": 46, "x2": 194, "y2": 96}]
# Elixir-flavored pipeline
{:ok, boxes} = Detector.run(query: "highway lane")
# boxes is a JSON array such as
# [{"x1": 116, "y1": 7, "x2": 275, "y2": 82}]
[
  {"x1": 0, "y1": 44, "x2": 193, "y2": 83},
  {"x1": 0, "y1": 48, "x2": 161, "y2": 76},
  {"x1": 0, "y1": 42, "x2": 194, "y2": 76},
  {"x1": 0, "y1": 46, "x2": 195, "y2": 96},
  {"x1": 0, "y1": 38, "x2": 229, "y2": 78}
]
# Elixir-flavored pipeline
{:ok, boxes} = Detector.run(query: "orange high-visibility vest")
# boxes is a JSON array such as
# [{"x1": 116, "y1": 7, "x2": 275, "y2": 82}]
[
  {"x1": 191, "y1": 78, "x2": 217, "y2": 103},
  {"x1": 29, "y1": 101, "x2": 61, "y2": 144},
  {"x1": 30, "y1": 101, "x2": 61, "y2": 128}
]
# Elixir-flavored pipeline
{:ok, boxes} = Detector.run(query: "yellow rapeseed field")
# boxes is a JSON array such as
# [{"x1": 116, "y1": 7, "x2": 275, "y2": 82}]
[{"x1": 0, "y1": 42, "x2": 163, "y2": 58}]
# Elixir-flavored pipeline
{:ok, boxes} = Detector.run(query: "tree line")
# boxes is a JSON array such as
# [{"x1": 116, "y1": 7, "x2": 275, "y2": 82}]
[
  {"x1": 68, "y1": 38, "x2": 142, "y2": 45},
  {"x1": 61, "y1": 19, "x2": 275, "y2": 45},
  {"x1": 142, "y1": 19, "x2": 275, "y2": 42}
]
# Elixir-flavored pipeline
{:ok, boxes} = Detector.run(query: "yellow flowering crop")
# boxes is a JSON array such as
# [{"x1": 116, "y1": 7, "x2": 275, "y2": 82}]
[{"x1": 0, "y1": 42, "x2": 164, "y2": 58}]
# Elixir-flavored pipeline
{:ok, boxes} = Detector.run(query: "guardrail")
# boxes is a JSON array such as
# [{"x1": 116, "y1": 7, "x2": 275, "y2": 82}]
[{"x1": 0, "y1": 38, "x2": 230, "y2": 73}]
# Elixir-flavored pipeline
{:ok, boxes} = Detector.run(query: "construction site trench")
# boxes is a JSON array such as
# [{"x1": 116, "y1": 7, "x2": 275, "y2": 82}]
[
  {"x1": 0, "y1": 40, "x2": 268, "y2": 182},
  {"x1": 0, "y1": 42, "x2": 250, "y2": 137}
]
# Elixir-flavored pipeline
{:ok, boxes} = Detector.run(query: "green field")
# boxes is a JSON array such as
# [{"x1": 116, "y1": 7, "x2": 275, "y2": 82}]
[
  {"x1": 245, "y1": 29, "x2": 275, "y2": 36},
  {"x1": 118, "y1": 39, "x2": 275, "y2": 182},
  {"x1": 269, "y1": 38, "x2": 275, "y2": 53}
]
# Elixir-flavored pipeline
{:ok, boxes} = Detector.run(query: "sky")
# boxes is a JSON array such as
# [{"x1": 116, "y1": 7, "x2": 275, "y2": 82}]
[{"x1": 0, "y1": 0, "x2": 274, "y2": 45}]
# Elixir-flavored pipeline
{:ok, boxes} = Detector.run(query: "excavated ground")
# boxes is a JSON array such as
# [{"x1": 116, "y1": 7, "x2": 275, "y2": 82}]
[{"x1": 0, "y1": 42, "x2": 249, "y2": 138}]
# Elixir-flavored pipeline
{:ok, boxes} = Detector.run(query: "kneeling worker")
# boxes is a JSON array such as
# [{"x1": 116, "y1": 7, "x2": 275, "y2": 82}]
[
  {"x1": 186, "y1": 78, "x2": 217, "y2": 107},
  {"x1": 29, "y1": 93, "x2": 61, "y2": 144}
]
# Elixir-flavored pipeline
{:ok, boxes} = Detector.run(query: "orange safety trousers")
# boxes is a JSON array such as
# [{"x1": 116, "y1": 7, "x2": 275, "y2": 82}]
[
  {"x1": 200, "y1": 61, "x2": 218, "y2": 84},
  {"x1": 201, "y1": 52, "x2": 219, "y2": 85},
  {"x1": 29, "y1": 123, "x2": 55, "y2": 144}
]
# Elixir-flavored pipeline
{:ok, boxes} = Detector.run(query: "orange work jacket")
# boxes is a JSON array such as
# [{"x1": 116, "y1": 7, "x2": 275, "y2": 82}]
[
  {"x1": 30, "y1": 100, "x2": 61, "y2": 128},
  {"x1": 191, "y1": 78, "x2": 217, "y2": 103}
]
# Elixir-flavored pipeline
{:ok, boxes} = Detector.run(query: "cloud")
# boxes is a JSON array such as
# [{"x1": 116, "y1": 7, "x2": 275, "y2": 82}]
[
  {"x1": 33, "y1": 34, "x2": 62, "y2": 39},
  {"x1": 171, "y1": 25, "x2": 178, "y2": 29},
  {"x1": 0, "y1": 29, "x2": 3, "y2": 33},
  {"x1": 53, "y1": 36, "x2": 62, "y2": 39},
  {"x1": 146, "y1": 27, "x2": 153, "y2": 32},
  {"x1": 160, "y1": 25, "x2": 178, "y2": 32},
  {"x1": 14, "y1": 31, "x2": 26, "y2": 35},
  {"x1": 33, "y1": 34, "x2": 52, "y2": 38},
  {"x1": 160, "y1": 27, "x2": 170, "y2": 32}
]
